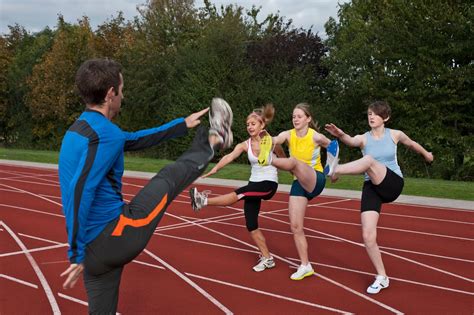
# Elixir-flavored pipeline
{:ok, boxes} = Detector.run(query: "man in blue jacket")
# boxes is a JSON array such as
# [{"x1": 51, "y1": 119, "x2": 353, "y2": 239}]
[{"x1": 59, "y1": 58, "x2": 233, "y2": 314}]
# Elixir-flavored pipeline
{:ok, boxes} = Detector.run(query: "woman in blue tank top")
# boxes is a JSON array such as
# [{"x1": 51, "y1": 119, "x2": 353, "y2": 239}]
[{"x1": 324, "y1": 101, "x2": 433, "y2": 295}]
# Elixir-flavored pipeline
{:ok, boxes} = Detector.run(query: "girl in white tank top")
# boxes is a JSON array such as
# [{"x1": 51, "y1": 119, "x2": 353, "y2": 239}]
[{"x1": 189, "y1": 104, "x2": 283, "y2": 272}]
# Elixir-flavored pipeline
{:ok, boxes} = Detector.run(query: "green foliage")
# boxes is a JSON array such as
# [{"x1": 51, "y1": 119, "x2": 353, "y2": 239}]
[
  {"x1": 323, "y1": 0, "x2": 473, "y2": 180},
  {"x1": 1, "y1": 0, "x2": 471, "y2": 181},
  {"x1": 1, "y1": 25, "x2": 54, "y2": 146}
]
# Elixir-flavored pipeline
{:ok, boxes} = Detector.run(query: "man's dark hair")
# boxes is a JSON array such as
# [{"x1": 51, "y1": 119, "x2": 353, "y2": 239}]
[
  {"x1": 368, "y1": 101, "x2": 391, "y2": 120},
  {"x1": 75, "y1": 58, "x2": 122, "y2": 105}
]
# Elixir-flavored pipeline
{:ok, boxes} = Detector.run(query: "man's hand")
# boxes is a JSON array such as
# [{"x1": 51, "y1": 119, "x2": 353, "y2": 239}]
[
  {"x1": 185, "y1": 107, "x2": 209, "y2": 128},
  {"x1": 61, "y1": 263, "x2": 84, "y2": 289}
]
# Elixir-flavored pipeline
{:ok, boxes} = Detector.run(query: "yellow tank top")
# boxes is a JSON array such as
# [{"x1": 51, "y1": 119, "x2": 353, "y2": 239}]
[{"x1": 289, "y1": 128, "x2": 323, "y2": 173}]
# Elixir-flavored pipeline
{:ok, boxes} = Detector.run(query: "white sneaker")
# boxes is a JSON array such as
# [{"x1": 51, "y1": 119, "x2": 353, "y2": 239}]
[
  {"x1": 189, "y1": 187, "x2": 210, "y2": 212},
  {"x1": 323, "y1": 139, "x2": 339, "y2": 177},
  {"x1": 252, "y1": 255, "x2": 275, "y2": 272},
  {"x1": 290, "y1": 263, "x2": 314, "y2": 280},
  {"x1": 209, "y1": 98, "x2": 233, "y2": 150},
  {"x1": 367, "y1": 275, "x2": 389, "y2": 294}
]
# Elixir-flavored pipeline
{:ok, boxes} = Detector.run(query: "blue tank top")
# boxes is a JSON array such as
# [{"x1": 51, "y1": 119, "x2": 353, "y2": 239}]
[{"x1": 362, "y1": 128, "x2": 403, "y2": 181}]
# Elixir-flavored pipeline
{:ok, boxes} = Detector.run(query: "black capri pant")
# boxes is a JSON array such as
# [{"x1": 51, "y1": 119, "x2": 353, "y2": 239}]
[{"x1": 235, "y1": 180, "x2": 278, "y2": 231}]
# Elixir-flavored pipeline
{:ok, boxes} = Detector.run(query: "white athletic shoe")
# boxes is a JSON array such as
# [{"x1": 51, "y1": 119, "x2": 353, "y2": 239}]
[
  {"x1": 209, "y1": 97, "x2": 233, "y2": 150},
  {"x1": 366, "y1": 275, "x2": 389, "y2": 294},
  {"x1": 252, "y1": 255, "x2": 276, "y2": 272},
  {"x1": 189, "y1": 187, "x2": 210, "y2": 212},
  {"x1": 290, "y1": 263, "x2": 314, "y2": 280},
  {"x1": 324, "y1": 139, "x2": 340, "y2": 177}
]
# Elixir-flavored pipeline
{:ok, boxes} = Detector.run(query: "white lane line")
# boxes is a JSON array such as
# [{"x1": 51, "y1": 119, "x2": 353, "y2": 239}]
[
  {"x1": 0, "y1": 177, "x2": 59, "y2": 187},
  {"x1": 176, "y1": 217, "x2": 473, "y2": 263},
  {"x1": 321, "y1": 205, "x2": 474, "y2": 225},
  {"x1": 0, "y1": 183, "x2": 62, "y2": 207},
  {"x1": 155, "y1": 232, "x2": 259, "y2": 255},
  {"x1": 0, "y1": 244, "x2": 67, "y2": 258},
  {"x1": 186, "y1": 273, "x2": 352, "y2": 314},
  {"x1": 378, "y1": 246, "x2": 474, "y2": 263},
  {"x1": 155, "y1": 232, "x2": 473, "y2": 296},
  {"x1": 2, "y1": 164, "x2": 472, "y2": 213},
  {"x1": 160, "y1": 210, "x2": 472, "y2": 263},
  {"x1": 2, "y1": 197, "x2": 471, "y2": 264},
  {"x1": 58, "y1": 292, "x2": 88, "y2": 306},
  {"x1": 269, "y1": 212, "x2": 474, "y2": 241},
  {"x1": 17, "y1": 233, "x2": 64, "y2": 245},
  {"x1": 132, "y1": 260, "x2": 166, "y2": 270},
  {"x1": 164, "y1": 213, "x2": 403, "y2": 314},
  {"x1": 1, "y1": 221, "x2": 60, "y2": 314},
  {"x1": 178, "y1": 215, "x2": 340, "y2": 243},
  {"x1": 0, "y1": 171, "x2": 59, "y2": 184},
  {"x1": 0, "y1": 274, "x2": 39, "y2": 289},
  {"x1": 259, "y1": 213, "x2": 474, "y2": 283},
  {"x1": 57, "y1": 293, "x2": 122, "y2": 315},
  {"x1": 285, "y1": 257, "x2": 474, "y2": 296},
  {"x1": 144, "y1": 249, "x2": 233, "y2": 314},
  {"x1": 0, "y1": 203, "x2": 64, "y2": 218}
]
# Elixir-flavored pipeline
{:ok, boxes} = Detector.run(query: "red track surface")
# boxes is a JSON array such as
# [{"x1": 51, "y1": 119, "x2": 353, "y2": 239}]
[{"x1": 1, "y1": 164, "x2": 473, "y2": 314}]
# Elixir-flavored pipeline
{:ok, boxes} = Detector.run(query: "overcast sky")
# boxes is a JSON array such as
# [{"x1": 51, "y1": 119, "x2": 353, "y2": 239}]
[{"x1": 1, "y1": 0, "x2": 349, "y2": 37}]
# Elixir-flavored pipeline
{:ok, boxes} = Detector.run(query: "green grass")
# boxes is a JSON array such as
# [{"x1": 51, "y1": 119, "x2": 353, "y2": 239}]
[{"x1": 1, "y1": 147, "x2": 473, "y2": 201}]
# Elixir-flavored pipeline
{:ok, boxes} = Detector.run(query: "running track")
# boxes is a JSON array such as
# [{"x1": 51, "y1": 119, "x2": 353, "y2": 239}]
[{"x1": 0, "y1": 163, "x2": 473, "y2": 314}]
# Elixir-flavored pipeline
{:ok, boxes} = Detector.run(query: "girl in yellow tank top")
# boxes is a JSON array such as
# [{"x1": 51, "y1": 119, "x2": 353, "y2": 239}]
[
  {"x1": 289, "y1": 128, "x2": 323, "y2": 173},
  {"x1": 259, "y1": 103, "x2": 336, "y2": 280}
]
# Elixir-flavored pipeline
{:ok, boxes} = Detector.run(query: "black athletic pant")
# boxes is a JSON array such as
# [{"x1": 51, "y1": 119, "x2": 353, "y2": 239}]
[{"x1": 83, "y1": 127, "x2": 214, "y2": 314}]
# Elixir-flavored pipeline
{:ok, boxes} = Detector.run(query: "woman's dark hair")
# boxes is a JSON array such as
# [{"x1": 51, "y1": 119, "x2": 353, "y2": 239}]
[
  {"x1": 75, "y1": 58, "x2": 122, "y2": 105},
  {"x1": 368, "y1": 101, "x2": 391, "y2": 120}
]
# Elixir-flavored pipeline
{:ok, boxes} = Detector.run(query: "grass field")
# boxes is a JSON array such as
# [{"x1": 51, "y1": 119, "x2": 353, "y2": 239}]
[{"x1": 1, "y1": 147, "x2": 473, "y2": 201}]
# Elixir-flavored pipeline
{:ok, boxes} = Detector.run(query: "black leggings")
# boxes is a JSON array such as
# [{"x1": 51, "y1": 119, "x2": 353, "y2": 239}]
[
  {"x1": 235, "y1": 181, "x2": 278, "y2": 231},
  {"x1": 83, "y1": 127, "x2": 214, "y2": 314}
]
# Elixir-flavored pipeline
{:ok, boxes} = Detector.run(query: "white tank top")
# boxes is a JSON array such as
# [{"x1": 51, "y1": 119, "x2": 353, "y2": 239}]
[{"x1": 247, "y1": 139, "x2": 278, "y2": 183}]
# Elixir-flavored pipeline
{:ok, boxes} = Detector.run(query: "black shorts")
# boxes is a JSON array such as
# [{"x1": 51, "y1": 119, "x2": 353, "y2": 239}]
[{"x1": 361, "y1": 168, "x2": 404, "y2": 213}]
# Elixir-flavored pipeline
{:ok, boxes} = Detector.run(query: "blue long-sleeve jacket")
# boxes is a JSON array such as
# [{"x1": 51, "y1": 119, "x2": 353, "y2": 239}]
[{"x1": 58, "y1": 109, "x2": 188, "y2": 263}]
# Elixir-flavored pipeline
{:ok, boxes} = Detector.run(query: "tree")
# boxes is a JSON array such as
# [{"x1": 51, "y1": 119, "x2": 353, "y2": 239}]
[
  {"x1": 1, "y1": 25, "x2": 54, "y2": 146},
  {"x1": 324, "y1": 0, "x2": 473, "y2": 180},
  {"x1": 26, "y1": 16, "x2": 95, "y2": 148}
]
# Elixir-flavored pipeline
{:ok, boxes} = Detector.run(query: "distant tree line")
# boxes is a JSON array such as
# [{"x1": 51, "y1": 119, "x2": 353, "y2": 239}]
[{"x1": 0, "y1": 0, "x2": 472, "y2": 180}]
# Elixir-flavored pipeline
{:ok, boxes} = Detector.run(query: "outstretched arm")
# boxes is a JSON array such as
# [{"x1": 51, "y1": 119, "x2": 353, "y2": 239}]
[
  {"x1": 124, "y1": 108, "x2": 209, "y2": 151},
  {"x1": 185, "y1": 107, "x2": 209, "y2": 128},
  {"x1": 272, "y1": 130, "x2": 290, "y2": 146},
  {"x1": 313, "y1": 131, "x2": 331, "y2": 148},
  {"x1": 201, "y1": 142, "x2": 246, "y2": 178},
  {"x1": 395, "y1": 130, "x2": 434, "y2": 162},
  {"x1": 325, "y1": 123, "x2": 365, "y2": 148}
]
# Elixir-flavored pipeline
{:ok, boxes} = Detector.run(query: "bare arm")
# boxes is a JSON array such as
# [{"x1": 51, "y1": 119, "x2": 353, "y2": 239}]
[
  {"x1": 201, "y1": 142, "x2": 246, "y2": 178},
  {"x1": 273, "y1": 144, "x2": 287, "y2": 158},
  {"x1": 324, "y1": 123, "x2": 365, "y2": 148},
  {"x1": 272, "y1": 130, "x2": 290, "y2": 146},
  {"x1": 313, "y1": 131, "x2": 331, "y2": 148},
  {"x1": 394, "y1": 130, "x2": 434, "y2": 162}
]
